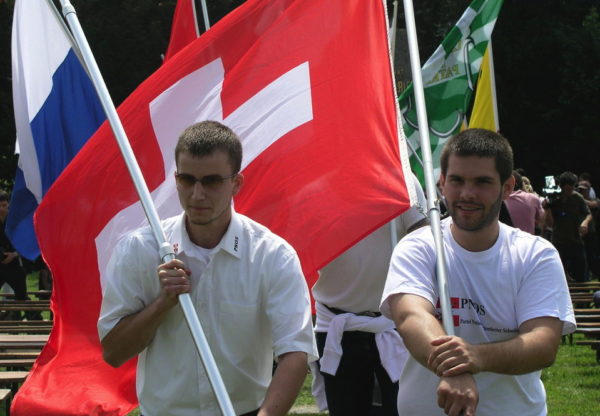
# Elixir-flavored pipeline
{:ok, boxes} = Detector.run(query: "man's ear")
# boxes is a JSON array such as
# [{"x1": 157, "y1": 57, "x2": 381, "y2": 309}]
[
  {"x1": 502, "y1": 175, "x2": 515, "y2": 200},
  {"x1": 232, "y1": 173, "x2": 244, "y2": 196}
]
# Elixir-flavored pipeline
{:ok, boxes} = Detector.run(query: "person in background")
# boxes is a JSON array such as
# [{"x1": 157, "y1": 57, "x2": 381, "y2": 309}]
[
  {"x1": 0, "y1": 190, "x2": 30, "y2": 310},
  {"x1": 579, "y1": 172, "x2": 596, "y2": 199},
  {"x1": 521, "y1": 176, "x2": 537, "y2": 195},
  {"x1": 545, "y1": 171, "x2": 592, "y2": 282},
  {"x1": 312, "y1": 173, "x2": 428, "y2": 416},
  {"x1": 504, "y1": 170, "x2": 545, "y2": 235},
  {"x1": 577, "y1": 180, "x2": 600, "y2": 278}
]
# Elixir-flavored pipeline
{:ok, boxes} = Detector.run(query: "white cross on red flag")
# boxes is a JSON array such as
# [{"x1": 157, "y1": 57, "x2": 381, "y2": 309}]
[{"x1": 13, "y1": 0, "x2": 412, "y2": 414}]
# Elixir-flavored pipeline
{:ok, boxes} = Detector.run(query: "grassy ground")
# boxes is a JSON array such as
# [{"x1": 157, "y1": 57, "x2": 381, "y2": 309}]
[{"x1": 545, "y1": 334, "x2": 600, "y2": 415}]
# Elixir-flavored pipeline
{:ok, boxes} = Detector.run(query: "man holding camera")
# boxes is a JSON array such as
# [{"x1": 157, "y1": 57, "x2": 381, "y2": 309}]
[{"x1": 544, "y1": 171, "x2": 592, "y2": 282}]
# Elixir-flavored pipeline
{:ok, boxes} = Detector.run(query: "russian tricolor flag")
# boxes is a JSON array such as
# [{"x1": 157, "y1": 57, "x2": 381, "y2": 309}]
[{"x1": 8, "y1": 0, "x2": 105, "y2": 260}]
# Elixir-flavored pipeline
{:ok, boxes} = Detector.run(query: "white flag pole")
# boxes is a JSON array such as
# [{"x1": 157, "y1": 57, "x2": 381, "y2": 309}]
[
  {"x1": 402, "y1": 0, "x2": 454, "y2": 334},
  {"x1": 190, "y1": 0, "x2": 201, "y2": 36},
  {"x1": 44, "y1": 0, "x2": 91, "y2": 75},
  {"x1": 58, "y1": 1, "x2": 235, "y2": 414},
  {"x1": 389, "y1": 0, "x2": 400, "y2": 249},
  {"x1": 390, "y1": 1, "x2": 399, "y2": 57},
  {"x1": 199, "y1": 0, "x2": 211, "y2": 31}
]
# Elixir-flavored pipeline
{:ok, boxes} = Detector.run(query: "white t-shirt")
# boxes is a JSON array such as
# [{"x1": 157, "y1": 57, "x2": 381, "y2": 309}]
[
  {"x1": 313, "y1": 174, "x2": 427, "y2": 321},
  {"x1": 381, "y1": 218, "x2": 576, "y2": 416},
  {"x1": 98, "y1": 211, "x2": 318, "y2": 416}
]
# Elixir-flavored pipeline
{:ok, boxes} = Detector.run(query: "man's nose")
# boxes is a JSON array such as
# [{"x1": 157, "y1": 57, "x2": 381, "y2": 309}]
[
  {"x1": 190, "y1": 182, "x2": 207, "y2": 199},
  {"x1": 459, "y1": 182, "x2": 477, "y2": 200}
]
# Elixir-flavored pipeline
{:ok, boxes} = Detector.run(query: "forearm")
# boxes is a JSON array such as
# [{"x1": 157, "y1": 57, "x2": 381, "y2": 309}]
[
  {"x1": 432, "y1": 317, "x2": 563, "y2": 377},
  {"x1": 259, "y1": 352, "x2": 308, "y2": 416},
  {"x1": 472, "y1": 321, "x2": 561, "y2": 375},
  {"x1": 390, "y1": 294, "x2": 446, "y2": 367},
  {"x1": 102, "y1": 258, "x2": 191, "y2": 367},
  {"x1": 582, "y1": 214, "x2": 593, "y2": 228},
  {"x1": 101, "y1": 297, "x2": 174, "y2": 367}
]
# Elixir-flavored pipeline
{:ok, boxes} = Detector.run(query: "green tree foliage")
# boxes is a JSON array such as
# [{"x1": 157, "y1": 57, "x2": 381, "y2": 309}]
[
  {"x1": 69, "y1": 0, "x2": 177, "y2": 104},
  {"x1": 0, "y1": 0, "x2": 16, "y2": 189},
  {"x1": 493, "y1": 0, "x2": 599, "y2": 186}
]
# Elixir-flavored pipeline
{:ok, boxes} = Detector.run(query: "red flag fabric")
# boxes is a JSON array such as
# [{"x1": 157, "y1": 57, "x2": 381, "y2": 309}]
[
  {"x1": 164, "y1": 0, "x2": 199, "y2": 61},
  {"x1": 13, "y1": 0, "x2": 412, "y2": 414}
]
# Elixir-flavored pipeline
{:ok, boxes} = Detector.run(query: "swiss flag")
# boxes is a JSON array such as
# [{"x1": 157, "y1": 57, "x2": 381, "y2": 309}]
[{"x1": 13, "y1": 0, "x2": 412, "y2": 414}]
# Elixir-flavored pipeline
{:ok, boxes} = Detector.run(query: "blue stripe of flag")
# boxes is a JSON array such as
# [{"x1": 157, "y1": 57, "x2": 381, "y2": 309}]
[{"x1": 7, "y1": 49, "x2": 105, "y2": 260}]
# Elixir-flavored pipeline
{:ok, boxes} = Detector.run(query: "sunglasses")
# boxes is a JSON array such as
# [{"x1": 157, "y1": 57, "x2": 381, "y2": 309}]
[{"x1": 175, "y1": 172, "x2": 237, "y2": 189}]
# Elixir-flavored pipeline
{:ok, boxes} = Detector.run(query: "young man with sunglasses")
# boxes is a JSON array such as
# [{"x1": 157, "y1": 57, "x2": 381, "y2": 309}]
[
  {"x1": 98, "y1": 121, "x2": 317, "y2": 416},
  {"x1": 381, "y1": 129, "x2": 575, "y2": 416}
]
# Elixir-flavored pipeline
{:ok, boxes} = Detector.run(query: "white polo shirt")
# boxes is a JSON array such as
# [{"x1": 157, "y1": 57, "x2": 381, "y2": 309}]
[{"x1": 98, "y1": 211, "x2": 318, "y2": 416}]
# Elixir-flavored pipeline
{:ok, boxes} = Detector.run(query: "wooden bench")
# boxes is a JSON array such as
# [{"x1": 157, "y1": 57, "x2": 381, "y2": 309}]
[
  {"x1": 0, "y1": 388, "x2": 12, "y2": 414},
  {"x1": 0, "y1": 290, "x2": 51, "y2": 299},
  {"x1": 570, "y1": 294, "x2": 594, "y2": 307},
  {"x1": 0, "y1": 371, "x2": 28, "y2": 383},
  {"x1": 0, "y1": 300, "x2": 50, "y2": 307},
  {"x1": 0, "y1": 371, "x2": 29, "y2": 397},
  {"x1": 0, "y1": 358, "x2": 36, "y2": 368},
  {"x1": 0, "y1": 335, "x2": 48, "y2": 350},
  {"x1": 0, "y1": 299, "x2": 50, "y2": 313},
  {"x1": 0, "y1": 352, "x2": 40, "y2": 360},
  {"x1": 568, "y1": 282, "x2": 600, "y2": 290},
  {"x1": 576, "y1": 322, "x2": 600, "y2": 328},
  {"x1": 574, "y1": 314, "x2": 600, "y2": 322},
  {"x1": 570, "y1": 292, "x2": 595, "y2": 300},
  {"x1": 574, "y1": 308, "x2": 600, "y2": 314},
  {"x1": 0, "y1": 300, "x2": 52, "y2": 324},
  {"x1": 0, "y1": 326, "x2": 52, "y2": 334},
  {"x1": 0, "y1": 299, "x2": 50, "y2": 304},
  {"x1": 0, "y1": 320, "x2": 51, "y2": 326}
]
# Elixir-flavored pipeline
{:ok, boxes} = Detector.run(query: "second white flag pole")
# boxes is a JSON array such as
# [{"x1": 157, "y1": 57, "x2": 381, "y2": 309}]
[{"x1": 401, "y1": 0, "x2": 455, "y2": 335}]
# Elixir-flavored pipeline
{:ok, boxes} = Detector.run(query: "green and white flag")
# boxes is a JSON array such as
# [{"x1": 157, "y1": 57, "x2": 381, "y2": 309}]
[{"x1": 400, "y1": 0, "x2": 503, "y2": 182}]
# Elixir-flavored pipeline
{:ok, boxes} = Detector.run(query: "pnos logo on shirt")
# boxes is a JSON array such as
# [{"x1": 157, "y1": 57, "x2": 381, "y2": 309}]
[{"x1": 436, "y1": 297, "x2": 486, "y2": 316}]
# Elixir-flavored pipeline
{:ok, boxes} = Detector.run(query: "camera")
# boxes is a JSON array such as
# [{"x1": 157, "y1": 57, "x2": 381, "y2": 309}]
[
  {"x1": 542, "y1": 175, "x2": 561, "y2": 196},
  {"x1": 542, "y1": 175, "x2": 561, "y2": 205}
]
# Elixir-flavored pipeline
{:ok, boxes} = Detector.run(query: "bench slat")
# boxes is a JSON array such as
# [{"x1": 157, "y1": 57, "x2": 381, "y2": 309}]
[
  {"x1": 0, "y1": 371, "x2": 28, "y2": 384},
  {"x1": 0, "y1": 358, "x2": 36, "y2": 367},
  {"x1": 0, "y1": 388, "x2": 11, "y2": 401}
]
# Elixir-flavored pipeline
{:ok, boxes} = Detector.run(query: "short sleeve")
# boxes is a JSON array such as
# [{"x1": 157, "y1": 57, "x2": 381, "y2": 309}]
[
  {"x1": 265, "y1": 245, "x2": 318, "y2": 362},
  {"x1": 516, "y1": 240, "x2": 576, "y2": 335},
  {"x1": 380, "y1": 230, "x2": 437, "y2": 319},
  {"x1": 97, "y1": 233, "x2": 159, "y2": 340}
]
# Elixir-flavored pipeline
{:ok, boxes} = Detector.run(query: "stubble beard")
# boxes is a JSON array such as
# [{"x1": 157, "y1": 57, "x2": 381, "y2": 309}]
[{"x1": 449, "y1": 192, "x2": 503, "y2": 232}]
